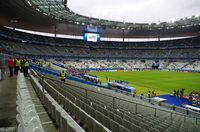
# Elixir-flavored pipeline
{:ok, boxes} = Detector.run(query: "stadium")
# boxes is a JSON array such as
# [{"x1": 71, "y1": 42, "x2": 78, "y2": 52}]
[{"x1": 0, "y1": 0, "x2": 200, "y2": 132}]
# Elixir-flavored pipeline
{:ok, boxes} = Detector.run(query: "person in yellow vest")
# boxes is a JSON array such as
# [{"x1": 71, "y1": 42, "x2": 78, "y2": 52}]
[
  {"x1": 60, "y1": 70, "x2": 67, "y2": 82},
  {"x1": 192, "y1": 98, "x2": 197, "y2": 107},
  {"x1": 20, "y1": 58, "x2": 25, "y2": 73},
  {"x1": 133, "y1": 89, "x2": 137, "y2": 97},
  {"x1": 14, "y1": 58, "x2": 21, "y2": 75},
  {"x1": 24, "y1": 58, "x2": 29, "y2": 77}
]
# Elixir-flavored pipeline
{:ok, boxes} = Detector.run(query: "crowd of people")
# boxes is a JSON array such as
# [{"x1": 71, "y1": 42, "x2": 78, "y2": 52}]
[
  {"x1": 147, "y1": 89, "x2": 157, "y2": 98},
  {"x1": 173, "y1": 88, "x2": 185, "y2": 98},
  {"x1": 8, "y1": 56, "x2": 29, "y2": 77},
  {"x1": 173, "y1": 89, "x2": 200, "y2": 107}
]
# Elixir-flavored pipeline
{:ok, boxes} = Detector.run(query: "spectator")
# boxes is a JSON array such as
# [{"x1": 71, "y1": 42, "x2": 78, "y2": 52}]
[
  {"x1": 133, "y1": 89, "x2": 137, "y2": 97},
  {"x1": 20, "y1": 58, "x2": 25, "y2": 73},
  {"x1": 8, "y1": 56, "x2": 14, "y2": 77},
  {"x1": 24, "y1": 58, "x2": 29, "y2": 77},
  {"x1": 148, "y1": 89, "x2": 151, "y2": 98},
  {"x1": 152, "y1": 90, "x2": 156, "y2": 97},
  {"x1": 14, "y1": 57, "x2": 20, "y2": 75},
  {"x1": 140, "y1": 93, "x2": 144, "y2": 99},
  {"x1": 180, "y1": 88, "x2": 185, "y2": 98},
  {"x1": 60, "y1": 70, "x2": 67, "y2": 82},
  {"x1": 173, "y1": 90, "x2": 176, "y2": 97},
  {"x1": 176, "y1": 89, "x2": 179, "y2": 98},
  {"x1": 192, "y1": 98, "x2": 197, "y2": 107}
]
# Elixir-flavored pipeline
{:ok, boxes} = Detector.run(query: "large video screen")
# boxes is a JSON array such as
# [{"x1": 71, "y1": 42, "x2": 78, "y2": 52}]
[{"x1": 84, "y1": 33, "x2": 100, "y2": 43}]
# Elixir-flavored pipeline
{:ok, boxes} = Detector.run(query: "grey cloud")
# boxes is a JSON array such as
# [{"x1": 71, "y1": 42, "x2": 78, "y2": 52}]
[{"x1": 68, "y1": 0, "x2": 200, "y2": 23}]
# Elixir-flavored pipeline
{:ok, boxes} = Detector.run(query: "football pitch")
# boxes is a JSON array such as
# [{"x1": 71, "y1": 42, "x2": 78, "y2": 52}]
[{"x1": 90, "y1": 70, "x2": 200, "y2": 96}]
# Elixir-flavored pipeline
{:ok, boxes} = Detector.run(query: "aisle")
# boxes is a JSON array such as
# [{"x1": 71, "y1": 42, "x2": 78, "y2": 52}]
[{"x1": 0, "y1": 73, "x2": 17, "y2": 130}]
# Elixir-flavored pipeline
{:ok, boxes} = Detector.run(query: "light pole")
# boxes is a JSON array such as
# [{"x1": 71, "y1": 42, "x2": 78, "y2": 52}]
[
  {"x1": 158, "y1": 18, "x2": 161, "y2": 42},
  {"x1": 122, "y1": 18, "x2": 125, "y2": 42}
]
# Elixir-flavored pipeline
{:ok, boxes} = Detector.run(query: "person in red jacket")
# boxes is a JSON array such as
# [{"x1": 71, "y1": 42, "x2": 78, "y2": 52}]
[{"x1": 8, "y1": 56, "x2": 14, "y2": 77}]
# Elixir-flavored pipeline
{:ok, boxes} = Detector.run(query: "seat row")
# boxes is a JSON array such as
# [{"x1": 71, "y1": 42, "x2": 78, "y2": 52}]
[
  {"x1": 16, "y1": 73, "x2": 44, "y2": 132},
  {"x1": 38, "y1": 76, "x2": 112, "y2": 132},
  {"x1": 45, "y1": 79, "x2": 160, "y2": 132},
  {"x1": 44, "y1": 77, "x2": 200, "y2": 132},
  {"x1": 30, "y1": 74, "x2": 86, "y2": 132}
]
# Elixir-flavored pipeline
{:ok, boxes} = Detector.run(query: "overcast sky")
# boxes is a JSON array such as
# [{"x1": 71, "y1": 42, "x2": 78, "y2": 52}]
[{"x1": 68, "y1": 0, "x2": 200, "y2": 23}]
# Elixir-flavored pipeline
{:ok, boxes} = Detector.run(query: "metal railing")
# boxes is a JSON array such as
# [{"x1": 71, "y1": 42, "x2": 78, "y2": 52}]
[{"x1": 38, "y1": 73, "x2": 200, "y2": 124}]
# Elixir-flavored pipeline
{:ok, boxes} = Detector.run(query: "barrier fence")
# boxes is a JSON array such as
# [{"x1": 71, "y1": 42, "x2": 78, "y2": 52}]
[
  {"x1": 0, "y1": 53, "x2": 10, "y2": 80},
  {"x1": 39, "y1": 74, "x2": 200, "y2": 124},
  {"x1": 30, "y1": 64, "x2": 200, "y2": 122}
]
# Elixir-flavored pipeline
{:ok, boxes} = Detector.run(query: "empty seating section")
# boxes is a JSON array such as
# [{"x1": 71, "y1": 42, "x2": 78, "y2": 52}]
[
  {"x1": 30, "y1": 74, "x2": 86, "y2": 132},
  {"x1": 1, "y1": 37, "x2": 200, "y2": 59},
  {"x1": 17, "y1": 72, "x2": 58, "y2": 132},
  {"x1": 35, "y1": 59, "x2": 200, "y2": 73},
  {"x1": 31, "y1": 72, "x2": 111, "y2": 132},
  {"x1": 1, "y1": 26, "x2": 200, "y2": 50},
  {"x1": 35, "y1": 74, "x2": 200, "y2": 132},
  {"x1": 1, "y1": 26, "x2": 200, "y2": 60},
  {"x1": 16, "y1": 73, "x2": 44, "y2": 132}
]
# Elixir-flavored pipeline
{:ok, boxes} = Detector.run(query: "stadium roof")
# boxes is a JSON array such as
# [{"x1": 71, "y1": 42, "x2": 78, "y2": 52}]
[
  {"x1": 0, "y1": 0, "x2": 200, "y2": 38},
  {"x1": 24, "y1": 0, "x2": 200, "y2": 29}
]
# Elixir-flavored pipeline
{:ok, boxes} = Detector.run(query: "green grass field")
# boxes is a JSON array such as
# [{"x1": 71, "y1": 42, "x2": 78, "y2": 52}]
[{"x1": 89, "y1": 70, "x2": 200, "y2": 96}]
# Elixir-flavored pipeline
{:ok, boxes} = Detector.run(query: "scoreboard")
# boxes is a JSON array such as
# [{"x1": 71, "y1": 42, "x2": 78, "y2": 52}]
[
  {"x1": 83, "y1": 25, "x2": 101, "y2": 43},
  {"x1": 84, "y1": 33, "x2": 100, "y2": 42}
]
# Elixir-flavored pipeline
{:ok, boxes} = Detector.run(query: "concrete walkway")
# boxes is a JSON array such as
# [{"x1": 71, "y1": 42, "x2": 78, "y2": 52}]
[
  {"x1": 0, "y1": 74, "x2": 17, "y2": 130},
  {"x1": 25, "y1": 76, "x2": 57, "y2": 132}
]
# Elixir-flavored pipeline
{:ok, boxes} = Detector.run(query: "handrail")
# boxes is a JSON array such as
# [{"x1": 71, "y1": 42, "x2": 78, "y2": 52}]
[
  {"x1": 41, "y1": 74, "x2": 200, "y2": 124},
  {"x1": 36, "y1": 75, "x2": 111, "y2": 132}
]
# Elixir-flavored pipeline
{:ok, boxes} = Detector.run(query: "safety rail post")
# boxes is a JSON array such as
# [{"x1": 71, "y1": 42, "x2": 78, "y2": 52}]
[
  {"x1": 41, "y1": 76, "x2": 45, "y2": 102},
  {"x1": 113, "y1": 97, "x2": 115, "y2": 109},
  {"x1": 154, "y1": 108, "x2": 157, "y2": 117},
  {"x1": 41, "y1": 75, "x2": 45, "y2": 93},
  {"x1": 85, "y1": 89, "x2": 88, "y2": 101},
  {"x1": 57, "y1": 92, "x2": 60, "y2": 103},
  {"x1": 186, "y1": 109, "x2": 189, "y2": 115},
  {"x1": 172, "y1": 105, "x2": 175, "y2": 111},
  {"x1": 170, "y1": 112, "x2": 172, "y2": 120},
  {"x1": 135, "y1": 104, "x2": 137, "y2": 114},
  {"x1": 196, "y1": 118, "x2": 198, "y2": 125}
]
